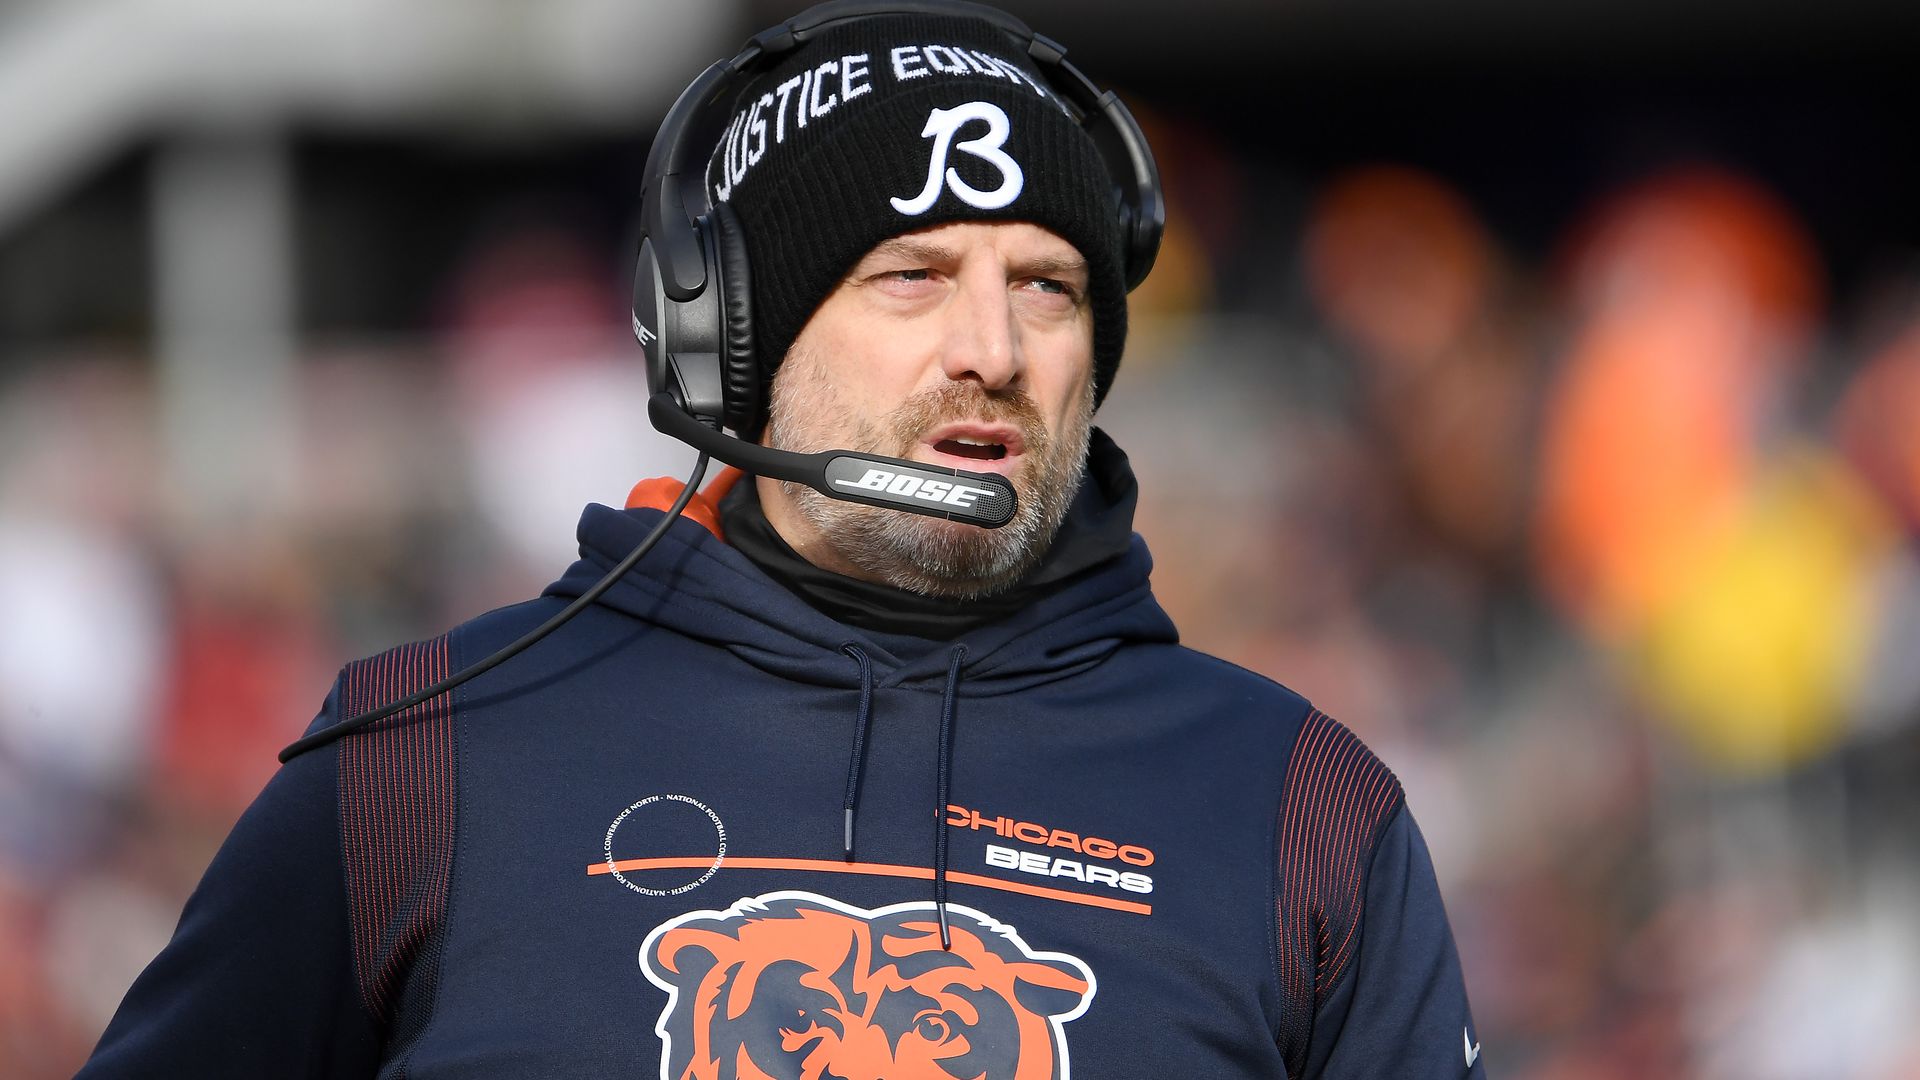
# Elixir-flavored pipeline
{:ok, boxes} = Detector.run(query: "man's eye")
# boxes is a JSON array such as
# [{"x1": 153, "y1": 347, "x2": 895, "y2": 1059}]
[
  {"x1": 1025, "y1": 278, "x2": 1075, "y2": 298},
  {"x1": 888, "y1": 268, "x2": 933, "y2": 283}
]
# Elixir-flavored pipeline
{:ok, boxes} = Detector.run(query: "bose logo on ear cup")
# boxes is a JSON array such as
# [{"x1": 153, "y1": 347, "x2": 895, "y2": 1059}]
[{"x1": 891, "y1": 101, "x2": 1023, "y2": 215}]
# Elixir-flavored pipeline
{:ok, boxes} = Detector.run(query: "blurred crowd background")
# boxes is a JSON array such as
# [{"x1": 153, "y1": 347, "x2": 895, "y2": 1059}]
[{"x1": 3, "y1": 1, "x2": 1918, "y2": 1076}]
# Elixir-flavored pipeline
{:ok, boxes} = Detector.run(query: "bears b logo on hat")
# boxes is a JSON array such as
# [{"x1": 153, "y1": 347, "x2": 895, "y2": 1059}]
[{"x1": 891, "y1": 101, "x2": 1025, "y2": 215}]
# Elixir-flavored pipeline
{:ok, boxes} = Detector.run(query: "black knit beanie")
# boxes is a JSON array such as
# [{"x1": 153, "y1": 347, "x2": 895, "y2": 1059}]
[{"x1": 704, "y1": 11, "x2": 1128, "y2": 429}]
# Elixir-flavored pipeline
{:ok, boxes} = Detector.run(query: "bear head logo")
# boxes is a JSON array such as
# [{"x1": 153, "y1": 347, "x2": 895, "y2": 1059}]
[{"x1": 640, "y1": 892, "x2": 1095, "y2": 1080}]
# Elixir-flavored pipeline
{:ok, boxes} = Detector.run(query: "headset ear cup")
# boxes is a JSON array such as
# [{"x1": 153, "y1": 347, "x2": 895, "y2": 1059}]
[
  {"x1": 710, "y1": 201, "x2": 760, "y2": 434},
  {"x1": 1115, "y1": 201, "x2": 1141, "y2": 289}
]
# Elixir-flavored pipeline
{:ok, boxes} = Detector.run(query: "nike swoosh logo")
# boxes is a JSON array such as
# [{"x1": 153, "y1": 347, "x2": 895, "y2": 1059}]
[{"x1": 1464, "y1": 1026, "x2": 1481, "y2": 1069}]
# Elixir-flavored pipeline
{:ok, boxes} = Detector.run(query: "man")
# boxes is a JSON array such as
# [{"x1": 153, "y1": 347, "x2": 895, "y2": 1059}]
[{"x1": 82, "y1": 4, "x2": 1484, "y2": 1077}]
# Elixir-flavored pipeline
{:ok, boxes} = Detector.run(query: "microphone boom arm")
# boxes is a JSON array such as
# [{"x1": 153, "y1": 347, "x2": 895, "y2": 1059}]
[{"x1": 647, "y1": 393, "x2": 1016, "y2": 529}]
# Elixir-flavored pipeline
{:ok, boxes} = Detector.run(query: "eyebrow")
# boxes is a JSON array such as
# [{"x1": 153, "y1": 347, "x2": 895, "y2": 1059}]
[
  {"x1": 865, "y1": 237, "x2": 961, "y2": 267},
  {"x1": 1017, "y1": 254, "x2": 1090, "y2": 280},
  {"x1": 856, "y1": 238, "x2": 1089, "y2": 280}
]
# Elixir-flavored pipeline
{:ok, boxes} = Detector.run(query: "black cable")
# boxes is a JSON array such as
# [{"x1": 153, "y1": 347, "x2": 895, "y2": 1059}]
[{"x1": 279, "y1": 452, "x2": 712, "y2": 762}]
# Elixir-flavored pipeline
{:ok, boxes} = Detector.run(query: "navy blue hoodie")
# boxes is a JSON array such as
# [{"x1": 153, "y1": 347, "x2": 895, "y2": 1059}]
[{"x1": 82, "y1": 455, "x2": 1484, "y2": 1079}]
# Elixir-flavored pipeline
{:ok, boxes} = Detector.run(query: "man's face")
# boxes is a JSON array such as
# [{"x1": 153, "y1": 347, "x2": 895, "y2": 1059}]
[{"x1": 760, "y1": 220, "x2": 1097, "y2": 599}]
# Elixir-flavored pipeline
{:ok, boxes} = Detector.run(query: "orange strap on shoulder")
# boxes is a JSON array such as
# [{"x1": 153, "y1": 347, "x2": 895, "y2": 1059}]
[{"x1": 624, "y1": 467, "x2": 744, "y2": 540}]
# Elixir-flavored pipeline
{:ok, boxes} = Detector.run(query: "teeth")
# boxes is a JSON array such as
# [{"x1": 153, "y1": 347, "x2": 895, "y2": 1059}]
[{"x1": 951, "y1": 436, "x2": 995, "y2": 446}]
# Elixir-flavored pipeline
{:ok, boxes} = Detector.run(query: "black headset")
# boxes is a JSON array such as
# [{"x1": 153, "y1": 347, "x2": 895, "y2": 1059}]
[{"x1": 631, "y1": 0, "x2": 1165, "y2": 438}]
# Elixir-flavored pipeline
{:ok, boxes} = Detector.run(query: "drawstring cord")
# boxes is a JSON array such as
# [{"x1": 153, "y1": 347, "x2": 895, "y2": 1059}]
[
  {"x1": 841, "y1": 644, "x2": 876, "y2": 861},
  {"x1": 934, "y1": 644, "x2": 967, "y2": 950},
  {"x1": 838, "y1": 640, "x2": 968, "y2": 952}
]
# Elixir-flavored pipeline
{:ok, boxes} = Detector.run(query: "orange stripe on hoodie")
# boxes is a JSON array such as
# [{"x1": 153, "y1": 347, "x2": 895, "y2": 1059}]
[{"x1": 624, "y1": 468, "x2": 743, "y2": 541}]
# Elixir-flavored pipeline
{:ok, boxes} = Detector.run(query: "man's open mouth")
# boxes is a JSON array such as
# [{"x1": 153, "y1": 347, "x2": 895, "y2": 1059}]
[
  {"x1": 920, "y1": 423, "x2": 1027, "y2": 474},
  {"x1": 932, "y1": 436, "x2": 1008, "y2": 461}
]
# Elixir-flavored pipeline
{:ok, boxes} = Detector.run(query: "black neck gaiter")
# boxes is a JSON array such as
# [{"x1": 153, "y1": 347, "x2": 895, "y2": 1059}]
[{"x1": 719, "y1": 430, "x2": 1139, "y2": 640}]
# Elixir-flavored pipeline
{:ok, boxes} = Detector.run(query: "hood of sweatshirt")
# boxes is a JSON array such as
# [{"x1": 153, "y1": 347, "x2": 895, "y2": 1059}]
[{"x1": 540, "y1": 431, "x2": 1179, "y2": 698}]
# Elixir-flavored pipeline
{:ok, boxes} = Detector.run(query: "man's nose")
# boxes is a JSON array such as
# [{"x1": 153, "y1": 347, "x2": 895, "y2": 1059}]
[{"x1": 939, "y1": 269, "x2": 1022, "y2": 390}]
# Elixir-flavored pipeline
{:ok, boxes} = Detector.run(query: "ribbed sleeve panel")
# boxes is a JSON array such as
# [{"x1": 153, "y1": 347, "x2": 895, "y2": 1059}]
[
  {"x1": 335, "y1": 637, "x2": 458, "y2": 1028},
  {"x1": 1273, "y1": 708, "x2": 1404, "y2": 1076}
]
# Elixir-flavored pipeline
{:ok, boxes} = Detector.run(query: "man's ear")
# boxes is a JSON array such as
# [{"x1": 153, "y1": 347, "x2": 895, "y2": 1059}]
[
  {"x1": 647, "y1": 927, "x2": 738, "y2": 984},
  {"x1": 1008, "y1": 958, "x2": 1093, "y2": 1019}
]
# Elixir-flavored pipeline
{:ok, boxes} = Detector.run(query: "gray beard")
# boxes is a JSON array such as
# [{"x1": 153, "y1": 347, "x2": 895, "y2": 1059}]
[{"x1": 765, "y1": 364, "x2": 1094, "y2": 600}]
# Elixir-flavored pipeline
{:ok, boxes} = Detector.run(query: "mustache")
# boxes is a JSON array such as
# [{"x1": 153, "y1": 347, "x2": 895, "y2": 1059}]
[{"x1": 888, "y1": 383, "x2": 1049, "y2": 455}]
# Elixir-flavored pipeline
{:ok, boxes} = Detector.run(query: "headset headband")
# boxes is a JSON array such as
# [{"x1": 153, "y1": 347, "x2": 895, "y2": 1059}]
[{"x1": 639, "y1": 0, "x2": 1162, "y2": 305}]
